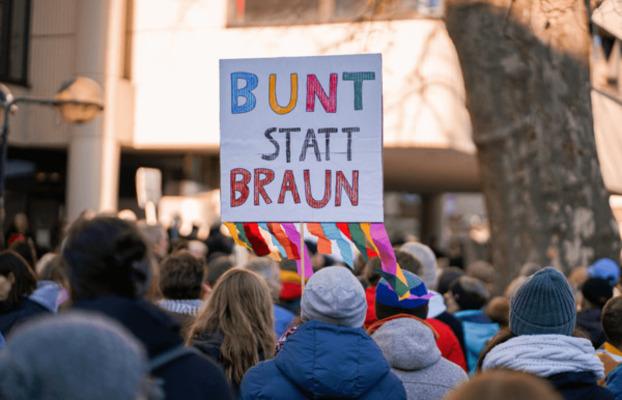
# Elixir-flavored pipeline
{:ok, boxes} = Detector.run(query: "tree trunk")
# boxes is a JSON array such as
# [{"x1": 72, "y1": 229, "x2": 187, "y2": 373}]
[{"x1": 444, "y1": 0, "x2": 620, "y2": 293}]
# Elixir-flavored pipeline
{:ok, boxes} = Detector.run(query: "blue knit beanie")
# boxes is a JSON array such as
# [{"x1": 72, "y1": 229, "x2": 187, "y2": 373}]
[
  {"x1": 510, "y1": 267, "x2": 576, "y2": 336},
  {"x1": 375, "y1": 270, "x2": 433, "y2": 309},
  {"x1": 587, "y1": 258, "x2": 620, "y2": 287}
]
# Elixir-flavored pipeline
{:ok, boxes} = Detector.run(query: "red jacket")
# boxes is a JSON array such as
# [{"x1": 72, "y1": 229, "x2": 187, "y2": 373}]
[
  {"x1": 426, "y1": 318, "x2": 467, "y2": 372},
  {"x1": 367, "y1": 311, "x2": 467, "y2": 372},
  {"x1": 364, "y1": 286, "x2": 378, "y2": 328}
]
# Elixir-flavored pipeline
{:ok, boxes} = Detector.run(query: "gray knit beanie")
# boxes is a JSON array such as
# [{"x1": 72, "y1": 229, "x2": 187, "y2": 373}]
[
  {"x1": 301, "y1": 266, "x2": 367, "y2": 328},
  {"x1": 0, "y1": 311, "x2": 152, "y2": 400},
  {"x1": 510, "y1": 267, "x2": 576, "y2": 336}
]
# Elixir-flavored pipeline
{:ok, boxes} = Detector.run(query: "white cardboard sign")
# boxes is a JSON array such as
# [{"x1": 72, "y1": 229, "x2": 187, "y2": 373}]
[{"x1": 220, "y1": 54, "x2": 383, "y2": 222}]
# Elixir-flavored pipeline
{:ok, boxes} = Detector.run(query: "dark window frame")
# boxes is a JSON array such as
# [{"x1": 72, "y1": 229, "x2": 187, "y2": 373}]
[{"x1": 0, "y1": 0, "x2": 31, "y2": 87}]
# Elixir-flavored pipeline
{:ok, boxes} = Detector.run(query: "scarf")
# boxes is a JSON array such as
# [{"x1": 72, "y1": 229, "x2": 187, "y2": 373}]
[
  {"x1": 482, "y1": 334, "x2": 604, "y2": 379},
  {"x1": 156, "y1": 299, "x2": 204, "y2": 315}
]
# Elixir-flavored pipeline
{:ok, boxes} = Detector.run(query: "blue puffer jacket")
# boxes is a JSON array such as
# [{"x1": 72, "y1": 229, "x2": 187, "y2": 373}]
[{"x1": 239, "y1": 320, "x2": 406, "y2": 399}]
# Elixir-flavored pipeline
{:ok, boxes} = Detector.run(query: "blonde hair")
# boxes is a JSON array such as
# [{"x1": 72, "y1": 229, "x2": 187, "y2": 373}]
[{"x1": 186, "y1": 267, "x2": 275, "y2": 385}]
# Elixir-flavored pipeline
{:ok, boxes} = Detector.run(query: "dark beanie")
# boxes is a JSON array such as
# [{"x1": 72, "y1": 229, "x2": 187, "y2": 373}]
[
  {"x1": 510, "y1": 267, "x2": 575, "y2": 336},
  {"x1": 581, "y1": 277, "x2": 613, "y2": 308}
]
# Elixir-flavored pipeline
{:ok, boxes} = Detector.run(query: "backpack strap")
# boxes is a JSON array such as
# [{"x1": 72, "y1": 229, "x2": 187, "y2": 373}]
[{"x1": 149, "y1": 345, "x2": 201, "y2": 371}]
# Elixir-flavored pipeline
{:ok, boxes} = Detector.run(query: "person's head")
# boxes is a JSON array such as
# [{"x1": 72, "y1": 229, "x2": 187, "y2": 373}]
[
  {"x1": 0, "y1": 250, "x2": 37, "y2": 305},
  {"x1": 504, "y1": 276, "x2": 528, "y2": 299},
  {"x1": 187, "y1": 268, "x2": 275, "y2": 386},
  {"x1": 159, "y1": 250, "x2": 205, "y2": 300},
  {"x1": 205, "y1": 255, "x2": 234, "y2": 286},
  {"x1": 588, "y1": 258, "x2": 620, "y2": 287},
  {"x1": 601, "y1": 296, "x2": 622, "y2": 350},
  {"x1": 486, "y1": 296, "x2": 510, "y2": 328},
  {"x1": 301, "y1": 266, "x2": 367, "y2": 328},
  {"x1": 0, "y1": 312, "x2": 153, "y2": 400},
  {"x1": 364, "y1": 257, "x2": 382, "y2": 287},
  {"x1": 447, "y1": 276, "x2": 490, "y2": 311},
  {"x1": 395, "y1": 250, "x2": 423, "y2": 276},
  {"x1": 399, "y1": 242, "x2": 437, "y2": 290},
  {"x1": 365, "y1": 252, "x2": 423, "y2": 288},
  {"x1": 519, "y1": 262, "x2": 542, "y2": 277},
  {"x1": 375, "y1": 270, "x2": 431, "y2": 320},
  {"x1": 62, "y1": 216, "x2": 153, "y2": 302},
  {"x1": 581, "y1": 277, "x2": 613, "y2": 310},
  {"x1": 568, "y1": 266, "x2": 589, "y2": 288},
  {"x1": 38, "y1": 253, "x2": 70, "y2": 289},
  {"x1": 9, "y1": 237, "x2": 38, "y2": 271},
  {"x1": 187, "y1": 240, "x2": 208, "y2": 260},
  {"x1": 245, "y1": 257, "x2": 281, "y2": 303},
  {"x1": 436, "y1": 266, "x2": 466, "y2": 295},
  {"x1": 510, "y1": 267, "x2": 575, "y2": 336},
  {"x1": 13, "y1": 212, "x2": 29, "y2": 233},
  {"x1": 466, "y1": 260, "x2": 496, "y2": 291},
  {"x1": 444, "y1": 369, "x2": 562, "y2": 400},
  {"x1": 137, "y1": 221, "x2": 169, "y2": 261}
]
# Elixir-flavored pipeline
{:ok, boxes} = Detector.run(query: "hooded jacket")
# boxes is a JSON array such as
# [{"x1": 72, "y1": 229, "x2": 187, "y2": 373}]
[
  {"x1": 239, "y1": 320, "x2": 406, "y2": 400},
  {"x1": 371, "y1": 317, "x2": 466, "y2": 400},
  {"x1": 454, "y1": 309, "x2": 499, "y2": 374}
]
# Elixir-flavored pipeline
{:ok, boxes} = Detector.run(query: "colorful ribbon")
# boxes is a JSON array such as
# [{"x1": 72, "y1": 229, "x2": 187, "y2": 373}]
[
  {"x1": 321, "y1": 222, "x2": 354, "y2": 268},
  {"x1": 242, "y1": 223, "x2": 271, "y2": 256},
  {"x1": 223, "y1": 222, "x2": 252, "y2": 251},
  {"x1": 281, "y1": 223, "x2": 313, "y2": 279},
  {"x1": 349, "y1": 223, "x2": 378, "y2": 260},
  {"x1": 366, "y1": 223, "x2": 410, "y2": 300},
  {"x1": 259, "y1": 222, "x2": 285, "y2": 260},
  {"x1": 267, "y1": 222, "x2": 300, "y2": 260},
  {"x1": 306, "y1": 223, "x2": 332, "y2": 255}
]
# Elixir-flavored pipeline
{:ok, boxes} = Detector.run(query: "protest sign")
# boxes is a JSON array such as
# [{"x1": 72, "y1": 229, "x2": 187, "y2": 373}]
[{"x1": 220, "y1": 54, "x2": 383, "y2": 223}]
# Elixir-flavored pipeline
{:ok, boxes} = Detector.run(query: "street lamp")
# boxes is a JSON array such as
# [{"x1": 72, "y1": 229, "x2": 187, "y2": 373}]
[{"x1": 0, "y1": 77, "x2": 104, "y2": 248}]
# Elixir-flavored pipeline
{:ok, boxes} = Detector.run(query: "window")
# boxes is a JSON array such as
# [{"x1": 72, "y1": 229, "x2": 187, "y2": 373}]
[
  {"x1": 229, "y1": 0, "x2": 441, "y2": 27},
  {"x1": 0, "y1": 0, "x2": 31, "y2": 86}
]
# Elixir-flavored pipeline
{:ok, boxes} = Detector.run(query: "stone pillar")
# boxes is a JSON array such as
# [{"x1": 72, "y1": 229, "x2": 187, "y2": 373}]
[{"x1": 66, "y1": 0, "x2": 126, "y2": 222}]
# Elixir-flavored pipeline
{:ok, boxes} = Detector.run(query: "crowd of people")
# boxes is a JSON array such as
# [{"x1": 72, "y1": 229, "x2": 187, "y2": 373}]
[{"x1": 0, "y1": 213, "x2": 621, "y2": 400}]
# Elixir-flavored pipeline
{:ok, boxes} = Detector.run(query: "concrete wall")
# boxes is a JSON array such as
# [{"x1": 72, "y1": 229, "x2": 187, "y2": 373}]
[{"x1": 130, "y1": 0, "x2": 473, "y2": 154}]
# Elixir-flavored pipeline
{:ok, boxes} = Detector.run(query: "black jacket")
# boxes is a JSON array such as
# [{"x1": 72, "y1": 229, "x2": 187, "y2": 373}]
[
  {"x1": 74, "y1": 296, "x2": 234, "y2": 400},
  {"x1": 193, "y1": 330, "x2": 267, "y2": 394},
  {"x1": 576, "y1": 309, "x2": 606, "y2": 349},
  {"x1": 548, "y1": 371, "x2": 615, "y2": 400}
]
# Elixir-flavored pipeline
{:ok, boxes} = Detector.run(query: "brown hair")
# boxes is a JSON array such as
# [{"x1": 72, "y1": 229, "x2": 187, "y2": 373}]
[
  {"x1": 186, "y1": 268, "x2": 275, "y2": 386},
  {"x1": 602, "y1": 296, "x2": 622, "y2": 349},
  {"x1": 159, "y1": 251, "x2": 205, "y2": 300},
  {"x1": 445, "y1": 369, "x2": 562, "y2": 400},
  {"x1": 486, "y1": 296, "x2": 510, "y2": 328},
  {"x1": 475, "y1": 328, "x2": 516, "y2": 373},
  {"x1": 396, "y1": 251, "x2": 423, "y2": 275},
  {"x1": 0, "y1": 250, "x2": 38, "y2": 305},
  {"x1": 365, "y1": 251, "x2": 422, "y2": 287}
]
